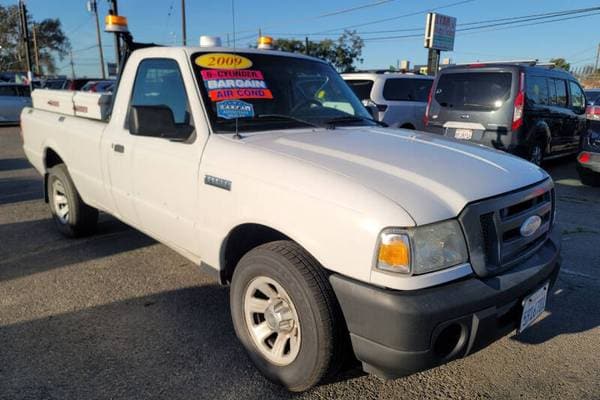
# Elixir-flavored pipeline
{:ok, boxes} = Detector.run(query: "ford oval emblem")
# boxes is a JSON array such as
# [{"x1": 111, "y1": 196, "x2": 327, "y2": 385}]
[{"x1": 520, "y1": 215, "x2": 542, "y2": 238}]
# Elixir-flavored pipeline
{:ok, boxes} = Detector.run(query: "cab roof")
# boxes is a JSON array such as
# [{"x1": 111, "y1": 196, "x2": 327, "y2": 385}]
[{"x1": 132, "y1": 45, "x2": 328, "y2": 65}]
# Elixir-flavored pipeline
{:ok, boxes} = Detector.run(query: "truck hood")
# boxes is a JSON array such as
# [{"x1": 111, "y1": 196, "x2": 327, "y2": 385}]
[{"x1": 243, "y1": 127, "x2": 548, "y2": 225}]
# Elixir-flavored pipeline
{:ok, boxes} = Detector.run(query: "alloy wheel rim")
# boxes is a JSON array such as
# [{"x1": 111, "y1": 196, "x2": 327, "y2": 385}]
[
  {"x1": 530, "y1": 145, "x2": 543, "y2": 166},
  {"x1": 243, "y1": 276, "x2": 301, "y2": 366},
  {"x1": 52, "y1": 180, "x2": 69, "y2": 224}
]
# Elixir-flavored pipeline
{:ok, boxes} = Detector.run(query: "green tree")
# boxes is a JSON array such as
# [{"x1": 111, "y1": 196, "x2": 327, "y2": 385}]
[
  {"x1": 0, "y1": 5, "x2": 70, "y2": 75},
  {"x1": 274, "y1": 30, "x2": 364, "y2": 72},
  {"x1": 549, "y1": 57, "x2": 570, "y2": 71}
]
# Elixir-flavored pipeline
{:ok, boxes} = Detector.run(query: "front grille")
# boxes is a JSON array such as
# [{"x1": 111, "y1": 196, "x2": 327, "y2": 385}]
[{"x1": 459, "y1": 179, "x2": 554, "y2": 277}]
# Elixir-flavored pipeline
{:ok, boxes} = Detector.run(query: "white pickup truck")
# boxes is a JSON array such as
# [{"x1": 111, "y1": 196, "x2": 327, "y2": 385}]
[{"x1": 21, "y1": 46, "x2": 561, "y2": 392}]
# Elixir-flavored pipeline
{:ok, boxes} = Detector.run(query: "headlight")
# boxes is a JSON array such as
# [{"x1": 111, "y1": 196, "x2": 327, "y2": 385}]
[{"x1": 376, "y1": 220, "x2": 468, "y2": 275}]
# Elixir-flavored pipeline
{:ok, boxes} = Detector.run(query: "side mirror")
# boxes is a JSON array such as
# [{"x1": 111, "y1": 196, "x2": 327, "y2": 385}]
[
  {"x1": 361, "y1": 99, "x2": 379, "y2": 120},
  {"x1": 130, "y1": 105, "x2": 188, "y2": 139}
]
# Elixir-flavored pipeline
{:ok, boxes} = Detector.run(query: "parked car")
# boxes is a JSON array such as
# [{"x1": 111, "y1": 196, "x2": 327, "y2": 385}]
[
  {"x1": 424, "y1": 61, "x2": 587, "y2": 165},
  {"x1": 584, "y1": 88, "x2": 600, "y2": 105},
  {"x1": 81, "y1": 80, "x2": 116, "y2": 93},
  {"x1": 22, "y1": 47, "x2": 560, "y2": 392},
  {"x1": 342, "y1": 71, "x2": 434, "y2": 130},
  {"x1": 577, "y1": 104, "x2": 600, "y2": 186},
  {"x1": 43, "y1": 79, "x2": 68, "y2": 90},
  {"x1": 0, "y1": 83, "x2": 32, "y2": 124}
]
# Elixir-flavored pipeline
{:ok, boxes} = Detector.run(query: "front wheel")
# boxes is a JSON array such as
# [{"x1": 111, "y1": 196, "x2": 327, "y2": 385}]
[
  {"x1": 230, "y1": 241, "x2": 345, "y2": 392},
  {"x1": 47, "y1": 164, "x2": 98, "y2": 237}
]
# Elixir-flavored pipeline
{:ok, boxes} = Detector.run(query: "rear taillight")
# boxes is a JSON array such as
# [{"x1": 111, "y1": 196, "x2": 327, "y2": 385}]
[
  {"x1": 423, "y1": 86, "x2": 434, "y2": 126},
  {"x1": 586, "y1": 105, "x2": 600, "y2": 120},
  {"x1": 578, "y1": 152, "x2": 591, "y2": 164},
  {"x1": 512, "y1": 72, "x2": 525, "y2": 131}
]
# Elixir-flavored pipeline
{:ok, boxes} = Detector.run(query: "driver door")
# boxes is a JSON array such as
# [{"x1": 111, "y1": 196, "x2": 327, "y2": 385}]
[{"x1": 128, "y1": 58, "x2": 205, "y2": 255}]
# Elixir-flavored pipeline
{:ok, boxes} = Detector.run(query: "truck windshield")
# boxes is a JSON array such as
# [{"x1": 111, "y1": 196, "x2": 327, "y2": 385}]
[{"x1": 191, "y1": 51, "x2": 374, "y2": 133}]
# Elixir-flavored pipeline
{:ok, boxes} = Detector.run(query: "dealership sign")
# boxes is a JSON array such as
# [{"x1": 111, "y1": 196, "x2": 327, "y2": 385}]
[{"x1": 424, "y1": 13, "x2": 456, "y2": 51}]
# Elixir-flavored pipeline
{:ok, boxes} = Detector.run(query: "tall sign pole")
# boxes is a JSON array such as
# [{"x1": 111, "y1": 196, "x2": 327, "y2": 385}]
[
  {"x1": 89, "y1": 0, "x2": 106, "y2": 78},
  {"x1": 181, "y1": 0, "x2": 187, "y2": 46},
  {"x1": 424, "y1": 12, "x2": 456, "y2": 76},
  {"x1": 18, "y1": 0, "x2": 34, "y2": 89}
]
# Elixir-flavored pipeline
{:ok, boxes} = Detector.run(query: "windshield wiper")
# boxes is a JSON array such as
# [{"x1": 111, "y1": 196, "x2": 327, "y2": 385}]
[
  {"x1": 324, "y1": 115, "x2": 387, "y2": 128},
  {"x1": 254, "y1": 114, "x2": 321, "y2": 129}
]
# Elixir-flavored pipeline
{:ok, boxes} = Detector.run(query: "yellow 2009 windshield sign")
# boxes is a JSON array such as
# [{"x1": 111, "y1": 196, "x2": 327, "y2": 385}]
[{"x1": 195, "y1": 53, "x2": 252, "y2": 70}]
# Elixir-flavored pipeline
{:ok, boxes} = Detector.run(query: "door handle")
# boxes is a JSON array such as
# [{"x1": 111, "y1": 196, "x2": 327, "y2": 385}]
[{"x1": 112, "y1": 143, "x2": 125, "y2": 153}]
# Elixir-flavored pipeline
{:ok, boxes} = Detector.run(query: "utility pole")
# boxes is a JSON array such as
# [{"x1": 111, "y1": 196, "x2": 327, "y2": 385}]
[
  {"x1": 305, "y1": 37, "x2": 309, "y2": 56},
  {"x1": 595, "y1": 43, "x2": 600, "y2": 73},
  {"x1": 32, "y1": 24, "x2": 41, "y2": 75},
  {"x1": 69, "y1": 50, "x2": 76, "y2": 79},
  {"x1": 89, "y1": 0, "x2": 106, "y2": 78},
  {"x1": 18, "y1": 0, "x2": 33, "y2": 90},
  {"x1": 107, "y1": 0, "x2": 121, "y2": 65},
  {"x1": 181, "y1": 0, "x2": 187, "y2": 46}
]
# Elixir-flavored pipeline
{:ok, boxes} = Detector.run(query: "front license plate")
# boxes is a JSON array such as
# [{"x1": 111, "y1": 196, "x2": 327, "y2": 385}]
[
  {"x1": 454, "y1": 128, "x2": 473, "y2": 140},
  {"x1": 518, "y1": 282, "x2": 549, "y2": 333}
]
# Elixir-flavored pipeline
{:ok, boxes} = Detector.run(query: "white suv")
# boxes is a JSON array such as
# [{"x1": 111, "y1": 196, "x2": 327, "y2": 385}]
[{"x1": 343, "y1": 72, "x2": 433, "y2": 131}]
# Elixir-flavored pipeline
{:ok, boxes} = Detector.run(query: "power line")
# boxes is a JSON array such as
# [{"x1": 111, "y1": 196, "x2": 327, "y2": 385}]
[
  {"x1": 361, "y1": 8, "x2": 600, "y2": 42},
  {"x1": 455, "y1": 10, "x2": 600, "y2": 38},
  {"x1": 271, "y1": 5, "x2": 600, "y2": 38},
  {"x1": 315, "y1": 0, "x2": 399, "y2": 19},
  {"x1": 223, "y1": 0, "x2": 402, "y2": 36},
  {"x1": 312, "y1": 0, "x2": 474, "y2": 34}
]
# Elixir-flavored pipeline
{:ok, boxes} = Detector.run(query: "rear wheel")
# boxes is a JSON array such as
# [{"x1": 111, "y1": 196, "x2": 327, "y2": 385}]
[
  {"x1": 47, "y1": 164, "x2": 98, "y2": 237},
  {"x1": 527, "y1": 142, "x2": 544, "y2": 166},
  {"x1": 230, "y1": 240, "x2": 344, "y2": 392}
]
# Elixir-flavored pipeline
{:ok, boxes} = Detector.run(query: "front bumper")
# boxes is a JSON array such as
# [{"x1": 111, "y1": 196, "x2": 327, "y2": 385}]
[{"x1": 330, "y1": 228, "x2": 561, "y2": 379}]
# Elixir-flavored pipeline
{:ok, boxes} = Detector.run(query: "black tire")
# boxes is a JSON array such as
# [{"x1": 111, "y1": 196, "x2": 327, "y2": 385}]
[
  {"x1": 230, "y1": 240, "x2": 345, "y2": 392},
  {"x1": 527, "y1": 142, "x2": 544, "y2": 166},
  {"x1": 577, "y1": 165, "x2": 600, "y2": 187},
  {"x1": 47, "y1": 164, "x2": 98, "y2": 237}
]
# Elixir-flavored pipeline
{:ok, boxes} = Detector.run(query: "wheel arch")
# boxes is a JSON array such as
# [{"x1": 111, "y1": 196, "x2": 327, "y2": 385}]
[
  {"x1": 525, "y1": 122, "x2": 552, "y2": 154},
  {"x1": 219, "y1": 223, "x2": 291, "y2": 284},
  {"x1": 399, "y1": 123, "x2": 416, "y2": 130},
  {"x1": 217, "y1": 222, "x2": 335, "y2": 285},
  {"x1": 43, "y1": 146, "x2": 66, "y2": 203}
]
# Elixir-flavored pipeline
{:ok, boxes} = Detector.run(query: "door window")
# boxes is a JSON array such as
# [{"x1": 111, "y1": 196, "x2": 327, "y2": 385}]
[
  {"x1": 383, "y1": 78, "x2": 433, "y2": 102},
  {"x1": 551, "y1": 79, "x2": 568, "y2": 107},
  {"x1": 568, "y1": 81, "x2": 585, "y2": 113},
  {"x1": 345, "y1": 79, "x2": 374, "y2": 101},
  {"x1": 0, "y1": 86, "x2": 18, "y2": 97},
  {"x1": 130, "y1": 58, "x2": 193, "y2": 127},
  {"x1": 525, "y1": 76, "x2": 548, "y2": 105}
]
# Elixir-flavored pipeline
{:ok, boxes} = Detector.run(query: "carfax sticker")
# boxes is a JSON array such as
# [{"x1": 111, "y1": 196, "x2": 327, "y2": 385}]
[
  {"x1": 201, "y1": 69, "x2": 273, "y2": 101},
  {"x1": 195, "y1": 53, "x2": 253, "y2": 70},
  {"x1": 216, "y1": 100, "x2": 255, "y2": 119}
]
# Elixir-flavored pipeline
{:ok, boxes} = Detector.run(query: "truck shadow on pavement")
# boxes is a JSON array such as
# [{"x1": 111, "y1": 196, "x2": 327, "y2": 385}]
[
  {"x1": 0, "y1": 177, "x2": 43, "y2": 205},
  {"x1": 0, "y1": 157, "x2": 32, "y2": 172},
  {"x1": 512, "y1": 274, "x2": 600, "y2": 346},
  {"x1": 0, "y1": 286, "x2": 306, "y2": 400},
  {"x1": 0, "y1": 216, "x2": 155, "y2": 282}
]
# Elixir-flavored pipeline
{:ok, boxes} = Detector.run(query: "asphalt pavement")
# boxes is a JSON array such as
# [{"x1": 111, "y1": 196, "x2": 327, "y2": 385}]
[{"x1": 1, "y1": 126, "x2": 599, "y2": 400}]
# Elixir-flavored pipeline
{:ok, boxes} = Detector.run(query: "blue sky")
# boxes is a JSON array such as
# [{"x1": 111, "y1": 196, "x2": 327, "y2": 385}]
[{"x1": 2, "y1": 0, "x2": 599, "y2": 77}]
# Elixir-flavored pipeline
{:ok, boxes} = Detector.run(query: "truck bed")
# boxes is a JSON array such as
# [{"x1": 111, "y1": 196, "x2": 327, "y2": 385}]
[{"x1": 21, "y1": 106, "x2": 109, "y2": 212}]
